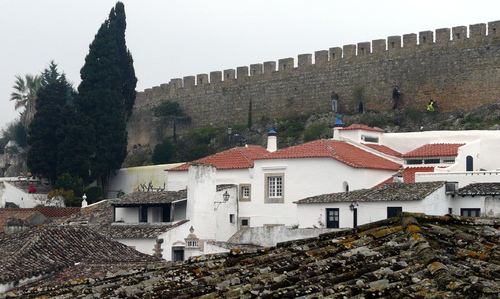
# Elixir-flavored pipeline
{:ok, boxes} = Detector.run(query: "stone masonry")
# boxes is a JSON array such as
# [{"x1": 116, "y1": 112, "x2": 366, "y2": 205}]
[{"x1": 128, "y1": 20, "x2": 500, "y2": 149}]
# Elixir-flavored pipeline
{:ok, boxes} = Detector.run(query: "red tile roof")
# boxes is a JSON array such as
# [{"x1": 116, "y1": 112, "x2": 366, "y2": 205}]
[
  {"x1": 372, "y1": 166, "x2": 435, "y2": 188},
  {"x1": 402, "y1": 143, "x2": 465, "y2": 158},
  {"x1": 363, "y1": 143, "x2": 402, "y2": 157},
  {"x1": 3, "y1": 207, "x2": 81, "y2": 219},
  {"x1": 257, "y1": 139, "x2": 401, "y2": 170},
  {"x1": 340, "y1": 124, "x2": 384, "y2": 132},
  {"x1": 168, "y1": 145, "x2": 269, "y2": 171}
]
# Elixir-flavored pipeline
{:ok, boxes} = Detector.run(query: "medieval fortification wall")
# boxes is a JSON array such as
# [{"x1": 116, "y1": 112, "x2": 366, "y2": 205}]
[{"x1": 128, "y1": 20, "x2": 500, "y2": 149}]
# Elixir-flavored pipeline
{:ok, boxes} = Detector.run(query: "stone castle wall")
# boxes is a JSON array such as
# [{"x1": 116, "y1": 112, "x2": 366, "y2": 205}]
[{"x1": 128, "y1": 20, "x2": 500, "y2": 149}]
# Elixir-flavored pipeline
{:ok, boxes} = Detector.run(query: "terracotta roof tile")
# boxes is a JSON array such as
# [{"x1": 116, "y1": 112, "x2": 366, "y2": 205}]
[
  {"x1": 169, "y1": 145, "x2": 269, "y2": 171},
  {"x1": 258, "y1": 139, "x2": 401, "y2": 170},
  {"x1": 340, "y1": 124, "x2": 385, "y2": 132},
  {"x1": 402, "y1": 143, "x2": 465, "y2": 158},
  {"x1": 371, "y1": 166, "x2": 435, "y2": 188},
  {"x1": 3, "y1": 207, "x2": 81, "y2": 219},
  {"x1": 363, "y1": 143, "x2": 402, "y2": 157}
]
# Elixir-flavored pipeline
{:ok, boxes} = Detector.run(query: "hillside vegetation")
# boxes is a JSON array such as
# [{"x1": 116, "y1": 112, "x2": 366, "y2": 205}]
[{"x1": 124, "y1": 101, "x2": 500, "y2": 167}]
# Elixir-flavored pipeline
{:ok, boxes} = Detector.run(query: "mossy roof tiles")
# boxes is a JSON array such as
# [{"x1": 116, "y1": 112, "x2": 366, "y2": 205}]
[
  {"x1": 257, "y1": 139, "x2": 401, "y2": 170},
  {"x1": 456, "y1": 183, "x2": 500, "y2": 196},
  {"x1": 5, "y1": 213, "x2": 499, "y2": 298},
  {"x1": 295, "y1": 181, "x2": 446, "y2": 204},
  {"x1": 0, "y1": 225, "x2": 159, "y2": 287}
]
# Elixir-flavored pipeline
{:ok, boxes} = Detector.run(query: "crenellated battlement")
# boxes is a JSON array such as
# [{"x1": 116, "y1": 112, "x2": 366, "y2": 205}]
[
  {"x1": 128, "y1": 20, "x2": 500, "y2": 150},
  {"x1": 139, "y1": 20, "x2": 500, "y2": 98}
]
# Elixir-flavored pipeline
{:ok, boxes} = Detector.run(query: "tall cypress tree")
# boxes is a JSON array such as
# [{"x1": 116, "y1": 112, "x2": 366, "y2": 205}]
[
  {"x1": 27, "y1": 80, "x2": 68, "y2": 184},
  {"x1": 77, "y1": 2, "x2": 137, "y2": 192}
]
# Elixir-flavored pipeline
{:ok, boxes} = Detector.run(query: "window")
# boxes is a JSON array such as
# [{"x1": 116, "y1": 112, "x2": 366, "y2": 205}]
[
  {"x1": 172, "y1": 246, "x2": 184, "y2": 262},
  {"x1": 424, "y1": 158, "x2": 440, "y2": 164},
  {"x1": 326, "y1": 208, "x2": 339, "y2": 228},
  {"x1": 229, "y1": 214, "x2": 235, "y2": 224},
  {"x1": 240, "y1": 217, "x2": 250, "y2": 227},
  {"x1": 387, "y1": 207, "x2": 403, "y2": 218},
  {"x1": 466, "y1": 156, "x2": 474, "y2": 171},
  {"x1": 239, "y1": 184, "x2": 251, "y2": 201},
  {"x1": 461, "y1": 208, "x2": 480, "y2": 217},
  {"x1": 265, "y1": 173, "x2": 284, "y2": 203}
]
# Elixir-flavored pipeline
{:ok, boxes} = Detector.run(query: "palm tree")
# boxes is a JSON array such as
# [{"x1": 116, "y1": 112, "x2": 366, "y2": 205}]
[{"x1": 10, "y1": 74, "x2": 42, "y2": 129}]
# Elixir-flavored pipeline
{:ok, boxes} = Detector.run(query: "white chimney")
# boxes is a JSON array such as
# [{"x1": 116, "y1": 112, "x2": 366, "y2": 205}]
[
  {"x1": 393, "y1": 174, "x2": 404, "y2": 183},
  {"x1": 332, "y1": 114, "x2": 344, "y2": 140},
  {"x1": 266, "y1": 129, "x2": 277, "y2": 152}
]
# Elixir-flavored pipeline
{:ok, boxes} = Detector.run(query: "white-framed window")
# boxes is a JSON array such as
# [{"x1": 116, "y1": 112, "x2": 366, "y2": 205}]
[
  {"x1": 265, "y1": 173, "x2": 284, "y2": 203},
  {"x1": 239, "y1": 184, "x2": 251, "y2": 201}
]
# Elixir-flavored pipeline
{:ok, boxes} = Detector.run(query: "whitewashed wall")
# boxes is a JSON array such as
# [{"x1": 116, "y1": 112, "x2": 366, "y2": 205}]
[
  {"x1": 451, "y1": 195, "x2": 500, "y2": 217},
  {"x1": 244, "y1": 157, "x2": 397, "y2": 227},
  {"x1": 416, "y1": 171, "x2": 500, "y2": 188},
  {"x1": 115, "y1": 237, "x2": 157, "y2": 256},
  {"x1": 108, "y1": 163, "x2": 183, "y2": 197},
  {"x1": 297, "y1": 186, "x2": 449, "y2": 228},
  {"x1": 0, "y1": 179, "x2": 48, "y2": 208}
]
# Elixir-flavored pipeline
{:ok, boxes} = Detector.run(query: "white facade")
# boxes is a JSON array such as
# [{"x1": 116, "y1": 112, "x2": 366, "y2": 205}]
[
  {"x1": 0, "y1": 178, "x2": 50, "y2": 208},
  {"x1": 108, "y1": 163, "x2": 183, "y2": 198},
  {"x1": 297, "y1": 184, "x2": 449, "y2": 228},
  {"x1": 244, "y1": 157, "x2": 397, "y2": 227}
]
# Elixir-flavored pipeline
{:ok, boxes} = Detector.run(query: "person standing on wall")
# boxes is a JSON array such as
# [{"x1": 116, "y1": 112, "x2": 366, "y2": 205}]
[
  {"x1": 392, "y1": 86, "x2": 401, "y2": 109},
  {"x1": 331, "y1": 91, "x2": 339, "y2": 112}
]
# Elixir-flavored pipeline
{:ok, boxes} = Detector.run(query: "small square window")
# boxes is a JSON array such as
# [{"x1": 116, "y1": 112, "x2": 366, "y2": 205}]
[{"x1": 240, "y1": 218, "x2": 250, "y2": 227}]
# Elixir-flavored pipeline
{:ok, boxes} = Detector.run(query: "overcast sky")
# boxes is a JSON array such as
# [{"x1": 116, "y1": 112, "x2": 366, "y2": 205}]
[{"x1": 1, "y1": 0, "x2": 500, "y2": 130}]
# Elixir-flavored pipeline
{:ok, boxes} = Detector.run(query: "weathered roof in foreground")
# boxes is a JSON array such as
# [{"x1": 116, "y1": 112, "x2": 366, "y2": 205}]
[
  {"x1": 455, "y1": 182, "x2": 500, "y2": 196},
  {"x1": 296, "y1": 181, "x2": 446, "y2": 204},
  {"x1": 4, "y1": 213, "x2": 499, "y2": 298},
  {"x1": 0, "y1": 225, "x2": 159, "y2": 289}
]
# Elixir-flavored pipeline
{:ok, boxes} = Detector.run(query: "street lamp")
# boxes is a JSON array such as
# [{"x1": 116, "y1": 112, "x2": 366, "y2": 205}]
[{"x1": 214, "y1": 191, "x2": 230, "y2": 211}]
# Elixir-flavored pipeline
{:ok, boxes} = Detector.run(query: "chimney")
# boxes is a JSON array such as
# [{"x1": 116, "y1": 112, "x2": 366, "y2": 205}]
[
  {"x1": 332, "y1": 114, "x2": 344, "y2": 140},
  {"x1": 266, "y1": 129, "x2": 277, "y2": 152},
  {"x1": 393, "y1": 174, "x2": 404, "y2": 183}
]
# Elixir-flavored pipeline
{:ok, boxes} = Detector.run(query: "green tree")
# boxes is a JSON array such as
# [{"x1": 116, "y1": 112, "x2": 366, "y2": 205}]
[
  {"x1": 27, "y1": 80, "x2": 68, "y2": 184},
  {"x1": 10, "y1": 74, "x2": 42, "y2": 130},
  {"x1": 77, "y1": 2, "x2": 137, "y2": 193}
]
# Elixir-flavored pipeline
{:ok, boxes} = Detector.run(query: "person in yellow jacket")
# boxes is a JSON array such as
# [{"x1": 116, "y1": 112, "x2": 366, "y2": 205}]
[{"x1": 427, "y1": 100, "x2": 435, "y2": 112}]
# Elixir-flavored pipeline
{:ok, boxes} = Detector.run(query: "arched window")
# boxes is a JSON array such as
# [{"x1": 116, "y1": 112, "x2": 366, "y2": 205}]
[
  {"x1": 466, "y1": 155, "x2": 473, "y2": 171},
  {"x1": 343, "y1": 181, "x2": 349, "y2": 193}
]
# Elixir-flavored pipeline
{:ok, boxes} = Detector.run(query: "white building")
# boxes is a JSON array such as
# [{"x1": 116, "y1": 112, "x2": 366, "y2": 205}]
[{"x1": 104, "y1": 119, "x2": 500, "y2": 258}]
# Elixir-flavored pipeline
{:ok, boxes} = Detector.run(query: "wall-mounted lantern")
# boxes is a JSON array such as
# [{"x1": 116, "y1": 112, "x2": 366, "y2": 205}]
[
  {"x1": 214, "y1": 190, "x2": 230, "y2": 211},
  {"x1": 349, "y1": 202, "x2": 358, "y2": 212}
]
